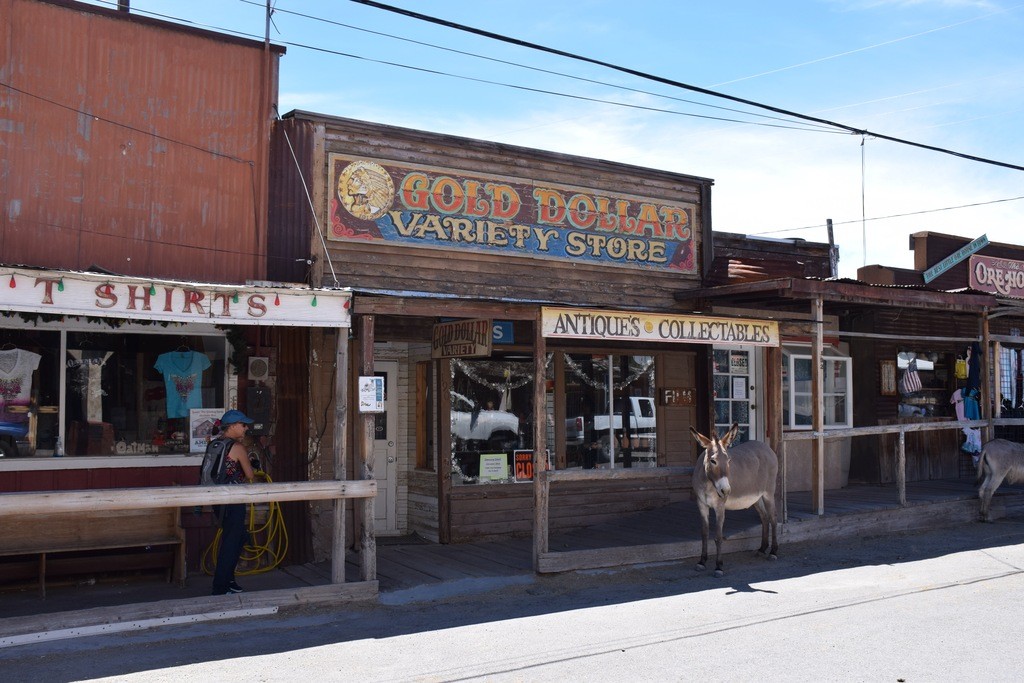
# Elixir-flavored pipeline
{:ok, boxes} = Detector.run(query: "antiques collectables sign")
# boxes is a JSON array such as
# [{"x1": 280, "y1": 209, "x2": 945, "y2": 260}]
[
  {"x1": 541, "y1": 307, "x2": 779, "y2": 346},
  {"x1": 328, "y1": 154, "x2": 698, "y2": 274},
  {"x1": 969, "y1": 254, "x2": 1024, "y2": 298}
]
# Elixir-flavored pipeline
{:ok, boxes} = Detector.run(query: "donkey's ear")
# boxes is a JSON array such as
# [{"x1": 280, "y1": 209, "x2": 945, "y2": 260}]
[
  {"x1": 720, "y1": 423, "x2": 740, "y2": 448},
  {"x1": 689, "y1": 426, "x2": 713, "y2": 449}
]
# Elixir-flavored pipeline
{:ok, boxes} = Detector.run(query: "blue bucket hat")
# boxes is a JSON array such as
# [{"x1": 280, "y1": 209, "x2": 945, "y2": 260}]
[{"x1": 220, "y1": 409, "x2": 254, "y2": 425}]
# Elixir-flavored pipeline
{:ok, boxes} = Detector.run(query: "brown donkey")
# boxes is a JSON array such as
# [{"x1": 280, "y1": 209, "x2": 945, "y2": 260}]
[
  {"x1": 690, "y1": 423, "x2": 779, "y2": 577},
  {"x1": 977, "y1": 438, "x2": 1024, "y2": 522}
]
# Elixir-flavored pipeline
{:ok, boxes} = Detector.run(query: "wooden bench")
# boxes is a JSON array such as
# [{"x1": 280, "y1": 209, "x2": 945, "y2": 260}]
[{"x1": 0, "y1": 507, "x2": 186, "y2": 597}]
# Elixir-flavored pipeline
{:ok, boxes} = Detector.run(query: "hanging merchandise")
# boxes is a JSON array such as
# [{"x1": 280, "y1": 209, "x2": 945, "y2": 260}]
[
  {"x1": 966, "y1": 342, "x2": 982, "y2": 391},
  {"x1": 0, "y1": 347, "x2": 42, "y2": 423},
  {"x1": 898, "y1": 359, "x2": 922, "y2": 395},
  {"x1": 154, "y1": 349, "x2": 212, "y2": 418},
  {"x1": 954, "y1": 356, "x2": 968, "y2": 380},
  {"x1": 1016, "y1": 348, "x2": 1023, "y2": 410}
]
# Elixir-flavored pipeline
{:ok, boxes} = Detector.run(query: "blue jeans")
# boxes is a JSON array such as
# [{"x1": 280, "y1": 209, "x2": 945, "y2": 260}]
[{"x1": 212, "y1": 504, "x2": 249, "y2": 594}]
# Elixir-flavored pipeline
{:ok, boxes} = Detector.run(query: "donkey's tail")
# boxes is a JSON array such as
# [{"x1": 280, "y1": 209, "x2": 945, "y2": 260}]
[{"x1": 976, "y1": 448, "x2": 988, "y2": 486}]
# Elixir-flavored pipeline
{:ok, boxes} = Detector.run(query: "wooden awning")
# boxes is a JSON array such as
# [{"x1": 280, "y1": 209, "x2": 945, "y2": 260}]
[{"x1": 675, "y1": 277, "x2": 997, "y2": 314}]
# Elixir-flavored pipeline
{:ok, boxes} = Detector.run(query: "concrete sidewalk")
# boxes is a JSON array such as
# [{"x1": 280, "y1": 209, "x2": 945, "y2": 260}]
[{"x1": 4, "y1": 481, "x2": 1022, "y2": 649}]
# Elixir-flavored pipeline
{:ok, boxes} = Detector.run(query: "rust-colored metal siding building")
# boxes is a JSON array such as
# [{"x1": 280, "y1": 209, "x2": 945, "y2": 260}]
[
  {"x1": 0, "y1": 1, "x2": 305, "y2": 587},
  {"x1": 0, "y1": 0, "x2": 281, "y2": 283}
]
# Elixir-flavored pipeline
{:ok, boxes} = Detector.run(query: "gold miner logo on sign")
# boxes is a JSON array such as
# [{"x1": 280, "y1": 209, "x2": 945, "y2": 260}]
[{"x1": 337, "y1": 161, "x2": 395, "y2": 220}]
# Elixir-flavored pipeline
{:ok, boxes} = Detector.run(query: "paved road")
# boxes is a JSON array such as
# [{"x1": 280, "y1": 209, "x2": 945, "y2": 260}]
[{"x1": 5, "y1": 518, "x2": 1024, "y2": 682}]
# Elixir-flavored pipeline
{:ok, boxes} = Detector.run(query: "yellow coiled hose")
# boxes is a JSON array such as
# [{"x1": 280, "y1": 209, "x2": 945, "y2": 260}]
[{"x1": 201, "y1": 470, "x2": 289, "y2": 576}]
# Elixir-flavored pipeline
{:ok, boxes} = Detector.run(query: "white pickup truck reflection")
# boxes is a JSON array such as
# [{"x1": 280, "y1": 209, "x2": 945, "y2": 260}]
[{"x1": 450, "y1": 392, "x2": 520, "y2": 449}]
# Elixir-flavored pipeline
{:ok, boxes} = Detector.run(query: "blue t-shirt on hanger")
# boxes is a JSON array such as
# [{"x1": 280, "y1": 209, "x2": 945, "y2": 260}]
[{"x1": 154, "y1": 351, "x2": 212, "y2": 418}]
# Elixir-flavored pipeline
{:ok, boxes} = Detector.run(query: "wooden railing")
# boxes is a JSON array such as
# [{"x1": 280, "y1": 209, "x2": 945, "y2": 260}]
[
  {"x1": 780, "y1": 417, "x2": 1024, "y2": 515},
  {"x1": 0, "y1": 480, "x2": 376, "y2": 584}
]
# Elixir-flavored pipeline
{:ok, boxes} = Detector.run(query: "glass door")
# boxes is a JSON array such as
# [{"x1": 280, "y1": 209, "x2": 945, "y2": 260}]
[{"x1": 713, "y1": 347, "x2": 757, "y2": 443}]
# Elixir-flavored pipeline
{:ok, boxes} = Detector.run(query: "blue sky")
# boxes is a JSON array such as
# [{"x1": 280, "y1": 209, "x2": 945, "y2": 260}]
[{"x1": 84, "y1": 0, "x2": 1023, "y2": 279}]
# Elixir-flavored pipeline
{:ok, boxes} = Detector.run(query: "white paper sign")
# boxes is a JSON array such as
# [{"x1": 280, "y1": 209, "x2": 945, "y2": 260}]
[
  {"x1": 190, "y1": 408, "x2": 224, "y2": 453},
  {"x1": 358, "y1": 376, "x2": 385, "y2": 413},
  {"x1": 732, "y1": 377, "x2": 748, "y2": 400},
  {"x1": 479, "y1": 453, "x2": 509, "y2": 480}
]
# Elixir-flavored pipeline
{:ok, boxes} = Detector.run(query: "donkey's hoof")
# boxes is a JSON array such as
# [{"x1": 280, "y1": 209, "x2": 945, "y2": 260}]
[
  {"x1": 713, "y1": 568, "x2": 725, "y2": 578},
  {"x1": 768, "y1": 553, "x2": 778, "y2": 561},
  {"x1": 695, "y1": 562, "x2": 707, "y2": 572}
]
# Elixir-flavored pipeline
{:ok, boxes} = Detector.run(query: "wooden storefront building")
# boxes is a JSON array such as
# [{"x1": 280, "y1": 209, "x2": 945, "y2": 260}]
[
  {"x1": 270, "y1": 111, "x2": 819, "y2": 572},
  {"x1": 858, "y1": 231, "x2": 1024, "y2": 456}
]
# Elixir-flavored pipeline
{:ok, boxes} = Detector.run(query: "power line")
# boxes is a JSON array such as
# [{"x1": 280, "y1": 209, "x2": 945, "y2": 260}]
[
  {"x1": 275, "y1": 37, "x2": 846, "y2": 133},
  {"x1": 748, "y1": 194, "x2": 1024, "y2": 237},
  {"x1": 710, "y1": 4, "x2": 1024, "y2": 88},
  {"x1": 238, "y1": 0, "x2": 838, "y2": 132},
  {"x1": 86, "y1": 0, "x2": 840, "y2": 134},
  {"x1": 0, "y1": 216, "x2": 313, "y2": 266},
  {"x1": 0, "y1": 81, "x2": 254, "y2": 165},
  {"x1": 351, "y1": 0, "x2": 1024, "y2": 173},
  {"x1": 69, "y1": 1, "x2": 1022, "y2": 240}
]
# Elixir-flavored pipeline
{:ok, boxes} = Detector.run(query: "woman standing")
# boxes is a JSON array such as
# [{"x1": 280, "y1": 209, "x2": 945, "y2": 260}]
[{"x1": 211, "y1": 409, "x2": 256, "y2": 596}]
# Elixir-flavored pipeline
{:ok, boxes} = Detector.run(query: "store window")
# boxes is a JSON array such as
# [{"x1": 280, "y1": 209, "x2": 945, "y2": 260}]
[
  {"x1": 999, "y1": 346, "x2": 1023, "y2": 415},
  {"x1": 447, "y1": 352, "x2": 659, "y2": 483},
  {"x1": 64, "y1": 331, "x2": 226, "y2": 456},
  {"x1": 0, "y1": 325, "x2": 227, "y2": 459},
  {"x1": 450, "y1": 356, "x2": 535, "y2": 485},
  {"x1": 563, "y1": 353, "x2": 656, "y2": 470},
  {"x1": 782, "y1": 345, "x2": 852, "y2": 429}
]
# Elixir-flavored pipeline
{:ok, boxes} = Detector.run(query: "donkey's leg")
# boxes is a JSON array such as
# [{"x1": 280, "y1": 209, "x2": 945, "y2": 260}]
[
  {"x1": 761, "y1": 494, "x2": 779, "y2": 558},
  {"x1": 713, "y1": 505, "x2": 726, "y2": 578},
  {"x1": 753, "y1": 498, "x2": 770, "y2": 555},
  {"x1": 979, "y1": 472, "x2": 994, "y2": 522},
  {"x1": 696, "y1": 499, "x2": 710, "y2": 571},
  {"x1": 980, "y1": 470, "x2": 1007, "y2": 522}
]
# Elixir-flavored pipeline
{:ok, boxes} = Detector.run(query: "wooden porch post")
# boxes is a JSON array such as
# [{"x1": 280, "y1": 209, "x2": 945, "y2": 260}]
[
  {"x1": 811, "y1": 297, "x2": 824, "y2": 515},
  {"x1": 533, "y1": 312, "x2": 549, "y2": 571},
  {"x1": 765, "y1": 345, "x2": 784, "y2": 521},
  {"x1": 358, "y1": 315, "x2": 376, "y2": 581},
  {"x1": 438, "y1": 357, "x2": 452, "y2": 544},
  {"x1": 331, "y1": 326, "x2": 349, "y2": 584},
  {"x1": 994, "y1": 341, "x2": 1003, "y2": 419},
  {"x1": 897, "y1": 429, "x2": 907, "y2": 506},
  {"x1": 981, "y1": 312, "x2": 993, "y2": 444}
]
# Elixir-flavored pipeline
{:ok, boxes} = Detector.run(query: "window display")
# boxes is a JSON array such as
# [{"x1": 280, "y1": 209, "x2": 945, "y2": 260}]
[
  {"x1": 448, "y1": 351, "x2": 659, "y2": 484},
  {"x1": 450, "y1": 356, "x2": 534, "y2": 484},
  {"x1": 563, "y1": 353, "x2": 656, "y2": 470},
  {"x1": 64, "y1": 331, "x2": 226, "y2": 456},
  {"x1": 154, "y1": 349, "x2": 213, "y2": 418},
  {"x1": 0, "y1": 325, "x2": 228, "y2": 459}
]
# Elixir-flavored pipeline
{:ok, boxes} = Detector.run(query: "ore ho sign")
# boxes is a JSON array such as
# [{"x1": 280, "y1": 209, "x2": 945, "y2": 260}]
[{"x1": 922, "y1": 234, "x2": 989, "y2": 284}]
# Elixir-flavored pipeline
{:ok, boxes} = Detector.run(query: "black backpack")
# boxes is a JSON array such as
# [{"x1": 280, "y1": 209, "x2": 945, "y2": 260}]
[{"x1": 199, "y1": 437, "x2": 235, "y2": 486}]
